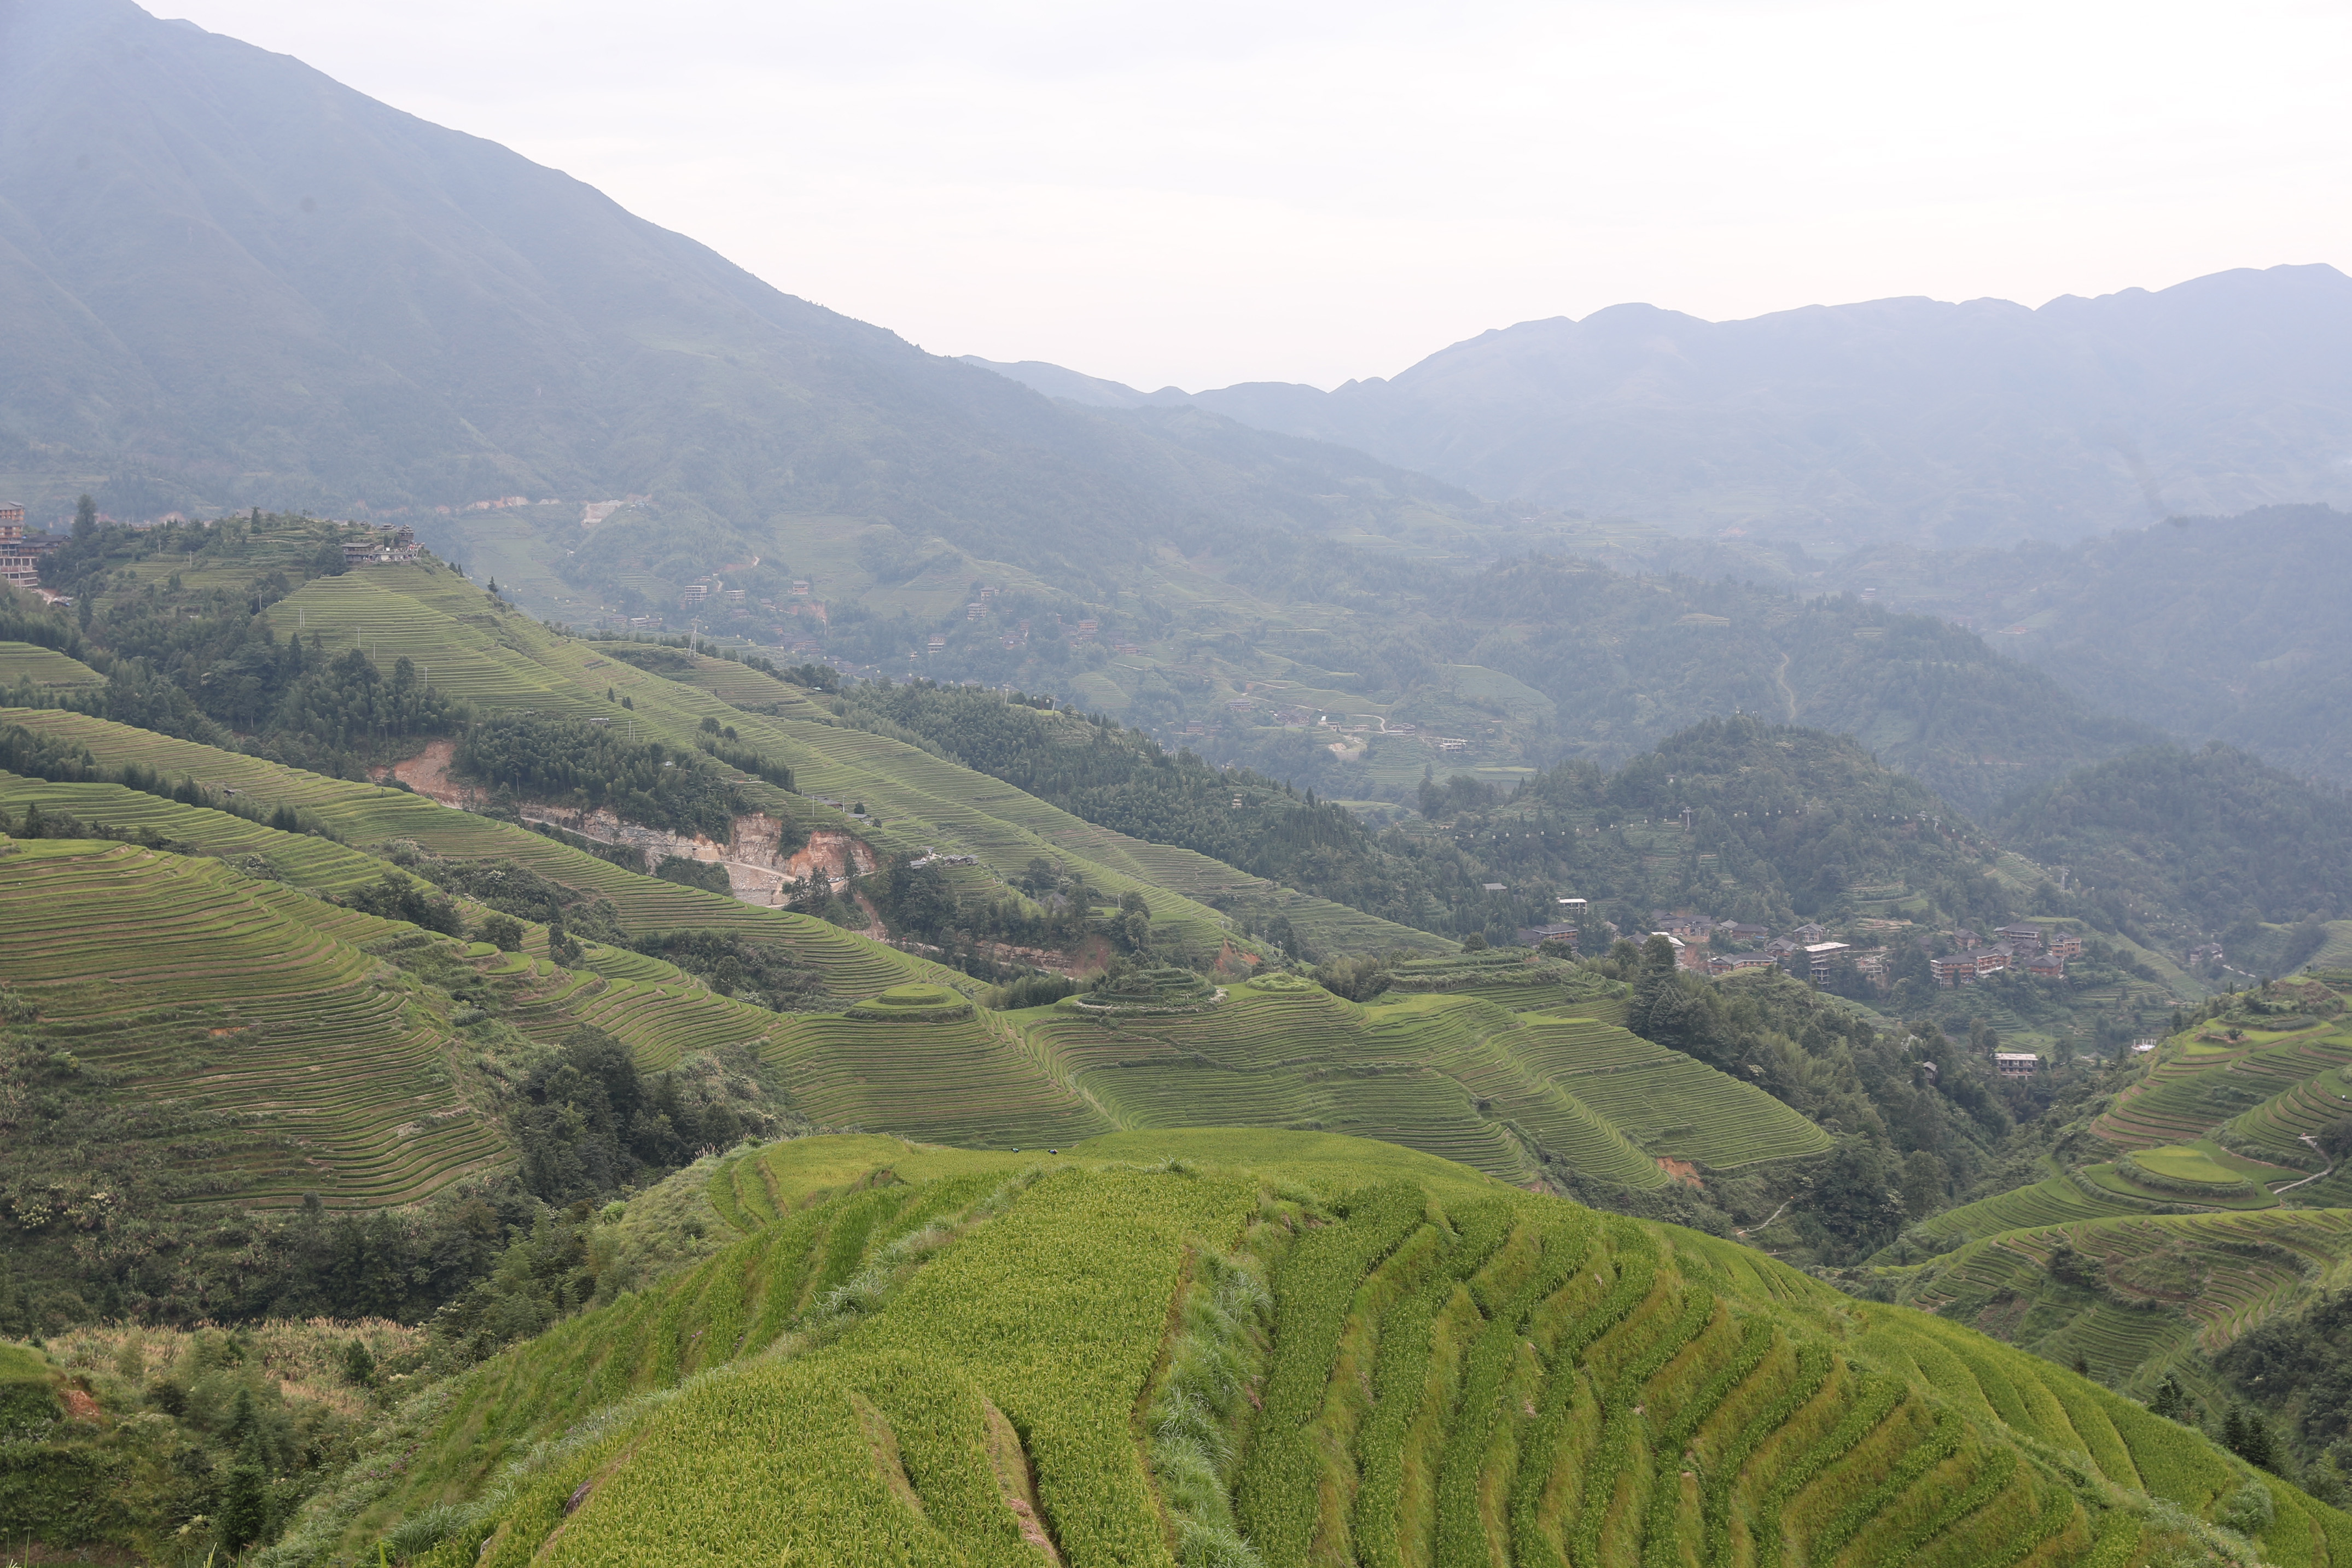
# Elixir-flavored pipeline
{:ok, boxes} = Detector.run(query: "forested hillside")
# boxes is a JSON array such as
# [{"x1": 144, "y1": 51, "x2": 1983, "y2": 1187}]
[
  {"x1": 0, "y1": 0, "x2": 1493, "y2": 594},
  {"x1": 1814, "y1": 503, "x2": 2352, "y2": 788},
  {"x1": 1999, "y1": 744, "x2": 2352, "y2": 969}
]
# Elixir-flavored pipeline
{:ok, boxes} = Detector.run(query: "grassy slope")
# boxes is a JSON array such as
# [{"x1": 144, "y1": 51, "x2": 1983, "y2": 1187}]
[
  {"x1": 260, "y1": 561, "x2": 1442, "y2": 959},
  {"x1": 1881, "y1": 979, "x2": 2352, "y2": 1410},
  {"x1": 0, "y1": 763, "x2": 1821, "y2": 1206},
  {"x1": 276, "y1": 1130, "x2": 2349, "y2": 1568},
  {"x1": 0, "y1": 836, "x2": 507, "y2": 1205},
  {"x1": 0, "y1": 640, "x2": 104, "y2": 688}
]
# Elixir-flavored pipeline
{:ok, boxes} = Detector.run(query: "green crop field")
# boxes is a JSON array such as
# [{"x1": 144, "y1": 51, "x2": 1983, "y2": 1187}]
[
  {"x1": 2, "y1": 708, "x2": 962, "y2": 1002},
  {"x1": 249, "y1": 564, "x2": 1439, "y2": 961},
  {"x1": 1903, "y1": 1173, "x2": 2158, "y2": 1248},
  {"x1": 0, "y1": 838, "x2": 505, "y2": 1206},
  {"x1": 737, "y1": 975, "x2": 1825, "y2": 1188},
  {"x1": 0, "y1": 639, "x2": 104, "y2": 689},
  {"x1": 271, "y1": 1130, "x2": 2351, "y2": 1568},
  {"x1": 994, "y1": 979, "x2": 1826, "y2": 1187},
  {"x1": 1889, "y1": 1208, "x2": 2352, "y2": 1392}
]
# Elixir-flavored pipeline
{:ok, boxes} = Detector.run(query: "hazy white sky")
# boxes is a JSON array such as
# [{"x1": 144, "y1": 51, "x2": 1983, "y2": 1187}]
[{"x1": 166, "y1": 0, "x2": 2352, "y2": 390}]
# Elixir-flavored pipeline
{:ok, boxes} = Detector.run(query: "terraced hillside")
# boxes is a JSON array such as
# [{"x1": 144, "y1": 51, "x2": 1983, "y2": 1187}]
[
  {"x1": 0, "y1": 837, "x2": 505, "y2": 1206},
  {"x1": 0, "y1": 792, "x2": 792, "y2": 1210},
  {"x1": 1888, "y1": 1208, "x2": 2352, "y2": 1393},
  {"x1": 0, "y1": 639, "x2": 103, "y2": 690},
  {"x1": 2, "y1": 708, "x2": 962, "y2": 1004},
  {"x1": 271, "y1": 1130, "x2": 2350, "y2": 1568},
  {"x1": 1870, "y1": 973, "x2": 2352, "y2": 1455},
  {"x1": 755, "y1": 969, "x2": 1824, "y2": 1188},
  {"x1": 255, "y1": 562, "x2": 1442, "y2": 959},
  {"x1": 0, "y1": 757, "x2": 1827, "y2": 1219}
]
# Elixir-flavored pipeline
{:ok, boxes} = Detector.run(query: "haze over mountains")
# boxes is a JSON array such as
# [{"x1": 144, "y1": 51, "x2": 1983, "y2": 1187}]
[
  {"x1": 0, "y1": 0, "x2": 1470, "y2": 586},
  {"x1": 8, "y1": 0, "x2": 2352, "y2": 806},
  {"x1": 971, "y1": 263, "x2": 2352, "y2": 549}
]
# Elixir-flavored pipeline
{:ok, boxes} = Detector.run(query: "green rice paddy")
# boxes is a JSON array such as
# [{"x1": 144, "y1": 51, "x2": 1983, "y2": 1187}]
[{"x1": 319, "y1": 1131, "x2": 2351, "y2": 1567}]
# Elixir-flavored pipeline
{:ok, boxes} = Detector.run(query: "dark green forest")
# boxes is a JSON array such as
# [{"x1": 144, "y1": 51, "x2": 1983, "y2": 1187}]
[
  {"x1": 1998, "y1": 742, "x2": 2352, "y2": 961},
  {"x1": 451, "y1": 715, "x2": 753, "y2": 842},
  {"x1": 14, "y1": 515, "x2": 456, "y2": 777}
]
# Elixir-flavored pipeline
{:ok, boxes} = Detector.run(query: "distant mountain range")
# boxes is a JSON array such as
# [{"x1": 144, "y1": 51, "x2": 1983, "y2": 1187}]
[
  {"x1": 0, "y1": 0, "x2": 1480, "y2": 586},
  {"x1": 968, "y1": 263, "x2": 2352, "y2": 549}
]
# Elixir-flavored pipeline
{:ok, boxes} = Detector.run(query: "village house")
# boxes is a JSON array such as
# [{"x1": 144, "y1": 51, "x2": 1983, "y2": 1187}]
[
  {"x1": 1718, "y1": 921, "x2": 1769, "y2": 946},
  {"x1": 1996, "y1": 923, "x2": 2047, "y2": 949},
  {"x1": 1931, "y1": 948, "x2": 2015, "y2": 986},
  {"x1": 1946, "y1": 928, "x2": 1982, "y2": 950},
  {"x1": 0, "y1": 506, "x2": 36, "y2": 589},
  {"x1": 1708, "y1": 952, "x2": 1778, "y2": 976},
  {"x1": 2023, "y1": 953, "x2": 2066, "y2": 979},
  {"x1": 1516, "y1": 922, "x2": 1580, "y2": 951},
  {"x1": 1792, "y1": 922, "x2": 1829, "y2": 943},
  {"x1": 2046, "y1": 932, "x2": 2084, "y2": 960},
  {"x1": 1800, "y1": 941, "x2": 1850, "y2": 982},
  {"x1": 341, "y1": 524, "x2": 420, "y2": 566},
  {"x1": 1994, "y1": 1052, "x2": 2040, "y2": 1077}
]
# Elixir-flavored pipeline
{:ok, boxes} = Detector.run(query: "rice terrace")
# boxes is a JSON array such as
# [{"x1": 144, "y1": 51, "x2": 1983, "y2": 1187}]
[{"x1": 6, "y1": 6, "x2": 2352, "y2": 1563}]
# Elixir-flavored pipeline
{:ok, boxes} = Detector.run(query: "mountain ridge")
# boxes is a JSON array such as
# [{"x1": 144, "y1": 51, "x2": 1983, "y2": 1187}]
[{"x1": 973, "y1": 264, "x2": 2352, "y2": 550}]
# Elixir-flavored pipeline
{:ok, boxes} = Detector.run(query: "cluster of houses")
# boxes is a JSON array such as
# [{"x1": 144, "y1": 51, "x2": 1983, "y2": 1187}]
[
  {"x1": 1927, "y1": 923, "x2": 2082, "y2": 985},
  {"x1": 1515, "y1": 901, "x2": 2090, "y2": 991},
  {"x1": 340, "y1": 524, "x2": 420, "y2": 566}
]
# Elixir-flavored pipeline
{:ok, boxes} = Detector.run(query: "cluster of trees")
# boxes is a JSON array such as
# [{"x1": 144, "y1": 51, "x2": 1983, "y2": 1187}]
[
  {"x1": 628, "y1": 930, "x2": 830, "y2": 1011},
  {"x1": 836, "y1": 679, "x2": 1483, "y2": 941},
  {"x1": 22, "y1": 514, "x2": 457, "y2": 776},
  {"x1": 453, "y1": 715, "x2": 750, "y2": 841},
  {"x1": 833, "y1": 689, "x2": 2054, "y2": 954},
  {"x1": 510, "y1": 1028, "x2": 779, "y2": 1208},
  {"x1": 1999, "y1": 742, "x2": 2352, "y2": 954},
  {"x1": 1611, "y1": 934, "x2": 2011, "y2": 1261}
]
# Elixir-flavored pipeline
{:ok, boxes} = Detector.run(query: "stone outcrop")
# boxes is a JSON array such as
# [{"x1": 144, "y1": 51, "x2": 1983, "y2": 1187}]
[
  {"x1": 517, "y1": 808, "x2": 876, "y2": 906},
  {"x1": 375, "y1": 739, "x2": 874, "y2": 906}
]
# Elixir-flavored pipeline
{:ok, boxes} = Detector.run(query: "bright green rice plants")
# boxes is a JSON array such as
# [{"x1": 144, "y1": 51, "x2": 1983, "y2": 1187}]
[
  {"x1": 1353, "y1": 1201, "x2": 1515, "y2": 1568},
  {"x1": 1433, "y1": 1221, "x2": 1593, "y2": 1566},
  {"x1": 1640, "y1": 1314, "x2": 1772, "y2": 1568},
  {"x1": 1570, "y1": 1285, "x2": 1715, "y2": 1568},
  {"x1": 1507, "y1": 1221, "x2": 1662, "y2": 1568},
  {"x1": 2080, "y1": 1507, "x2": 2147, "y2": 1568},
  {"x1": 1803, "y1": 1406, "x2": 1964, "y2": 1564},
  {"x1": 843, "y1": 983, "x2": 977, "y2": 1023},
  {"x1": 1875, "y1": 1445, "x2": 2019, "y2": 1564},
  {"x1": 1234, "y1": 1182, "x2": 1427, "y2": 1565},
  {"x1": 1146, "y1": 1250, "x2": 1274, "y2": 1568},
  {"x1": 1701, "y1": 1342, "x2": 1840, "y2": 1567},
  {"x1": 847, "y1": 1164, "x2": 1256, "y2": 1568}
]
